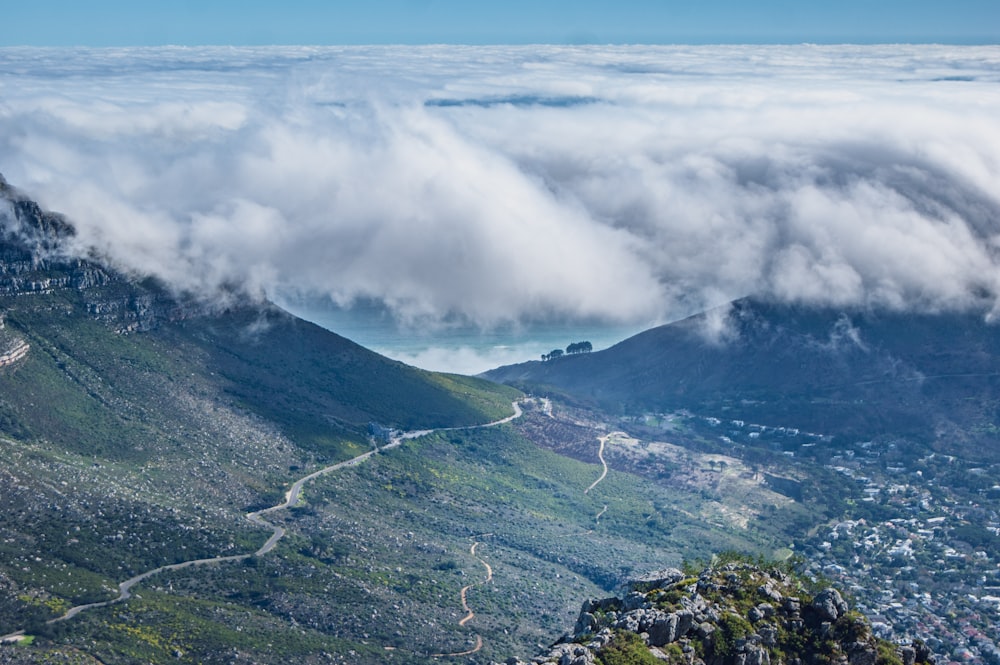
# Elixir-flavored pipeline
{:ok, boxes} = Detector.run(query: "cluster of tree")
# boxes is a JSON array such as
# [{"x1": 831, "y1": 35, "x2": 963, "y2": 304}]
[{"x1": 542, "y1": 341, "x2": 592, "y2": 361}]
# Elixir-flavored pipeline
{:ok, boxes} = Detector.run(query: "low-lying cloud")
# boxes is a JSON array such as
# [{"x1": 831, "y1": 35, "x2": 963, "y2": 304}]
[{"x1": 2, "y1": 44, "x2": 999, "y2": 331}]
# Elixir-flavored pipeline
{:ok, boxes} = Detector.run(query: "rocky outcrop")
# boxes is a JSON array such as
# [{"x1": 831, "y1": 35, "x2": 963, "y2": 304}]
[
  {"x1": 0, "y1": 174, "x2": 186, "y2": 333},
  {"x1": 0, "y1": 340, "x2": 29, "y2": 367},
  {"x1": 497, "y1": 561, "x2": 932, "y2": 665}
]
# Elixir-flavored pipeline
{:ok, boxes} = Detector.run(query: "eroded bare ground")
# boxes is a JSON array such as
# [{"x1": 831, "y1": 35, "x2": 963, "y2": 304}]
[{"x1": 512, "y1": 401, "x2": 794, "y2": 531}]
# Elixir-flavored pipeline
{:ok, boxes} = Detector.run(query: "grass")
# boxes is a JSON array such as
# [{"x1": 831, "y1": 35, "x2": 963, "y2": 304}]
[{"x1": 0, "y1": 287, "x2": 806, "y2": 663}]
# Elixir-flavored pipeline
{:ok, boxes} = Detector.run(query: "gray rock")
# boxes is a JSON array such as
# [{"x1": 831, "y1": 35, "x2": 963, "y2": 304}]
[
  {"x1": 624, "y1": 591, "x2": 650, "y2": 611},
  {"x1": 783, "y1": 597, "x2": 802, "y2": 615},
  {"x1": 646, "y1": 610, "x2": 694, "y2": 647},
  {"x1": 696, "y1": 622, "x2": 716, "y2": 639},
  {"x1": 638, "y1": 609, "x2": 664, "y2": 633},
  {"x1": 616, "y1": 613, "x2": 641, "y2": 633},
  {"x1": 681, "y1": 593, "x2": 707, "y2": 614},
  {"x1": 574, "y1": 612, "x2": 597, "y2": 637},
  {"x1": 847, "y1": 641, "x2": 877, "y2": 665},
  {"x1": 759, "y1": 626, "x2": 778, "y2": 647},
  {"x1": 676, "y1": 610, "x2": 694, "y2": 638},
  {"x1": 648, "y1": 647, "x2": 673, "y2": 661},
  {"x1": 585, "y1": 629, "x2": 614, "y2": 651},
  {"x1": 758, "y1": 582, "x2": 784, "y2": 603},
  {"x1": 648, "y1": 613, "x2": 680, "y2": 647},
  {"x1": 899, "y1": 646, "x2": 916, "y2": 665},
  {"x1": 629, "y1": 568, "x2": 685, "y2": 592},
  {"x1": 546, "y1": 644, "x2": 596, "y2": 665},
  {"x1": 735, "y1": 645, "x2": 771, "y2": 665},
  {"x1": 581, "y1": 597, "x2": 619, "y2": 614},
  {"x1": 812, "y1": 588, "x2": 849, "y2": 622}
]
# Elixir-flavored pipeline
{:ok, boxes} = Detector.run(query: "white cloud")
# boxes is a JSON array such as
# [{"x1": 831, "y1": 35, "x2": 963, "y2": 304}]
[{"x1": 1, "y1": 44, "x2": 1000, "y2": 334}]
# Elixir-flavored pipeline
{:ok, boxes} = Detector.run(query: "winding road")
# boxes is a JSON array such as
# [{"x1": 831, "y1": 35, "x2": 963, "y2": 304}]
[
  {"x1": 0, "y1": 400, "x2": 525, "y2": 643},
  {"x1": 433, "y1": 538, "x2": 494, "y2": 658},
  {"x1": 584, "y1": 434, "x2": 610, "y2": 495}
]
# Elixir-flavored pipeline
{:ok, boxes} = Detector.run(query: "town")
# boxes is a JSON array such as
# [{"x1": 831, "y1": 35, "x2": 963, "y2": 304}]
[{"x1": 635, "y1": 411, "x2": 1000, "y2": 665}]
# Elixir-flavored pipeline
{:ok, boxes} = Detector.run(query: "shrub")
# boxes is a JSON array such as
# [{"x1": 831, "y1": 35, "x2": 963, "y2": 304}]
[{"x1": 597, "y1": 631, "x2": 662, "y2": 665}]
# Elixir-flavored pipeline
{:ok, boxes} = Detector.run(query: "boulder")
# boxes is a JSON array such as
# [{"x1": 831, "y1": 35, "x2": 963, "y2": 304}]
[
  {"x1": 624, "y1": 591, "x2": 650, "y2": 611},
  {"x1": 648, "y1": 613, "x2": 680, "y2": 647},
  {"x1": 647, "y1": 611, "x2": 692, "y2": 647},
  {"x1": 628, "y1": 568, "x2": 685, "y2": 592},
  {"x1": 783, "y1": 597, "x2": 802, "y2": 615},
  {"x1": 847, "y1": 641, "x2": 877, "y2": 665},
  {"x1": 543, "y1": 644, "x2": 596, "y2": 665},
  {"x1": 811, "y1": 588, "x2": 849, "y2": 622},
  {"x1": 615, "y1": 613, "x2": 641, "y2": 633},
  {"x1": 574, "y1": 612, "x2": 597, "y2": 637},
  {"x1": 736, "y1": 644, "x2": 771, "y2": 665},
  {"x1": 758, "y1": 581, "x2": 784, "y2": 603}
]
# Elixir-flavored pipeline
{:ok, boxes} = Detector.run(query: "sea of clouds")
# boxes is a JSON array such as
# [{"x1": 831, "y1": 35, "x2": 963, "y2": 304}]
[{"x1": 1, "y1": 45, "x2": 999, "y2": 370}]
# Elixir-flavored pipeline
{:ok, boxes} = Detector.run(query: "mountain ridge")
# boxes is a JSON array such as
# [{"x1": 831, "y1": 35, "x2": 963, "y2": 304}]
[
  {"x1": 0, "y1": 176, "x2": 975, "y2": 664},
  {"x1": 0, "y1": 174, "x2": 519, "y2": 451},
  {"x1": 483, "y1": 298, "x2": 1000, "y2": 459}
]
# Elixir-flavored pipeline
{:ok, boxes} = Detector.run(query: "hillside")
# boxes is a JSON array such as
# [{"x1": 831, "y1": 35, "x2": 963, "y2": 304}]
[
  {"x1": 0, "y1": 175, "x2": 527, "y2": 648},
  {"x1": 0, "y1": 173, "x2": 519, "y2": 457},
  {"x1": 0, "y1": 177, "x2": 806, "y2": 664},
  {"x1": 484, "y1": 299, "x2": 1000, "y2": 459}
]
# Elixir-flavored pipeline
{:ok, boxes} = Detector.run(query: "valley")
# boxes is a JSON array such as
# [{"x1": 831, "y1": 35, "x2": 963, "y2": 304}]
[
  {"x1": 1, "y1": 176, "x2": 998, "y2": 664},
  {"x1": 0, "y1": 390, "x2": 786, "y2": 663}
]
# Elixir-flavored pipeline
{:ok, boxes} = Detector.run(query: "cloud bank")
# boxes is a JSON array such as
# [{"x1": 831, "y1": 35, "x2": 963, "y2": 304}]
[{"x1": 2, "y1": 45, "x2": 1000, "y2": 332}]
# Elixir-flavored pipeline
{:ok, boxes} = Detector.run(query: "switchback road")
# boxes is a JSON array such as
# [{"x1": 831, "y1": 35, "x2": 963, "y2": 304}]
[{"x1": 0, "y1": 400, "x2": 525, "y2": 642}]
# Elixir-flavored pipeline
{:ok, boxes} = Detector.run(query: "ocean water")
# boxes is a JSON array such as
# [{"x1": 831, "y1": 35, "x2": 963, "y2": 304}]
[{"x1": 277, "y1": 298, "x2": 648, "y2": 376}]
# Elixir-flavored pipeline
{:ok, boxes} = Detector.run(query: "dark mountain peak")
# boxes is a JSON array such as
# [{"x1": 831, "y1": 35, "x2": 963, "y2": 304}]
[
  {"x1": 485, "y1": 297, "x2": 1000, "y2": 459},
  {"x1": 0, "y1": 175, "x2": 195, "y2": 332},
  {"x1": 0, "y1": 173, "x2": 77, "y2": 262},
  {"x1": 0, "y1": 174, "x2": 519, "y2": 454}
]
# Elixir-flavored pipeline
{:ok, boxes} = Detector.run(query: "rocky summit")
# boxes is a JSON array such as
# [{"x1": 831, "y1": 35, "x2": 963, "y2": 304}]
[
  {"x1": 0, "y1": 174, "x2": 184, "y2": 333},
  {"x1": 500, "y1": 561, "x2": 931, "y2": 665}
]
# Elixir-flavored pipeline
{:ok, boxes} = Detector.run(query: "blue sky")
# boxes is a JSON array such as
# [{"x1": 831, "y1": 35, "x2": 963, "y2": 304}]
[{"x1": 3, "y1": 0, "x2": 998, "y2": 46}]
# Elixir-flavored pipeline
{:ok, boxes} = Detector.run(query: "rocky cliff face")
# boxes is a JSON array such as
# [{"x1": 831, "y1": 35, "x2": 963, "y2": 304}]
[
  {"x1": 0, "y1": 174, "x2": 185, "y2": 332},
  {"x1": 500, "y1": 562, "x2": 932, "y2": 665}
]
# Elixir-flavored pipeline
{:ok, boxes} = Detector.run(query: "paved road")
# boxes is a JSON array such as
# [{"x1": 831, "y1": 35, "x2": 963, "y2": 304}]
[{"x1": 0, "y1": 400, "x2": 525, "y2": 641}]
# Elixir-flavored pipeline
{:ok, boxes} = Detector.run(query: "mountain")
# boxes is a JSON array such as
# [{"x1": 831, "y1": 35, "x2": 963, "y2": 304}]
[
  {"x1": 0, "y1": 173, "x2": 519, "y2": 458},
  {"x1": 1, "y1": 177, "x2": 982, "y2": 664},
  {"x1": 1, "y1": 176, "x2": 787, "y2": 664},
  {"x1": 484, "y1": 298, "x2": 1000, "y2": 459},
  {"x1": 0, "y1": 175, "x2": 526, "y2": 646}
]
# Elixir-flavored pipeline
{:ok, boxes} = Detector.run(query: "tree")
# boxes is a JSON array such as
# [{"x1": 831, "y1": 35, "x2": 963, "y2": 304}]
[
  {"x1": 546, "y1": 349, "x2": 564, "y2": 360},
  {"x1": 566, "y1": 341, "x2": 593, "y2": 355}
]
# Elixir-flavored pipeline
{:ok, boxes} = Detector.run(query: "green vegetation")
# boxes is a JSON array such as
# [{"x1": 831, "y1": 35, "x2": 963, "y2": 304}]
[
  {"x1": 712, "y1": 612, "x2": 754, "y2": 659},
  {"x1": 597, "y1": 631, "x2": 662, "y2": 665}
]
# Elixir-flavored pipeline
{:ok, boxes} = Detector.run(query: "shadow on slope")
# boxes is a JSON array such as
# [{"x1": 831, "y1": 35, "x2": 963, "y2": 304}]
[{"x1": 484, "y1": 299, "x2": 1000, "y2": 460}]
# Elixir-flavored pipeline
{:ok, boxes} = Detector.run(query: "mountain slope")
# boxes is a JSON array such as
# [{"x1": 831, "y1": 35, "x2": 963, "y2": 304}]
[
  {"x1": 484, "y1": 298, "x2": 1000, "y2": 457},
  {"x1": 0, "y1": 173, "x2": 519, "y2": 459},
  {"x1": 0, "y1": 174, "x2": 522, "y2": 641}
]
